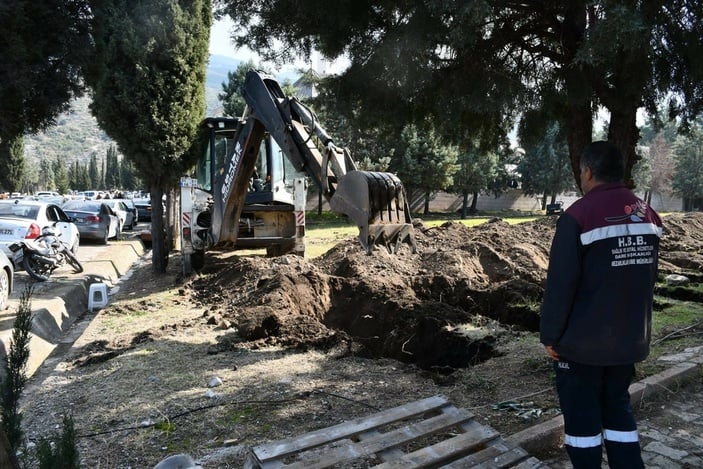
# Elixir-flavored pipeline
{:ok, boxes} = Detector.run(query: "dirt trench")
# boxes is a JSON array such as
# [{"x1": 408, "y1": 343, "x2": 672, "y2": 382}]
[{"x1": 190, "y1": 213, "x2": 703, "y2": 371}]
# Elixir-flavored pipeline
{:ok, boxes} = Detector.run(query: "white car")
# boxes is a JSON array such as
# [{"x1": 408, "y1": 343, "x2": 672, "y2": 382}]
[
  {"x1": 35, "y1": 191, "x2": 68, "y2": 205},
  {"x1": 0, "y1": 250, "x2": 13, "y2": 310},
  {"x1": 0, "y1": 200, "x2": 80, "y2": 266},
  {"x1": 100, "y1": 199, "x2": 136, "y2": 230}
]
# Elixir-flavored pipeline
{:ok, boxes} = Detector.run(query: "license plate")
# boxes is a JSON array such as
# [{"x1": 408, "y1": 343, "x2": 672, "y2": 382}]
[
  {"x1": 74, "y1": 218, "x2": 84, "y2": 223},
  {"x1": 0, "y1": 229, "x2": 13, "y2": 235}
]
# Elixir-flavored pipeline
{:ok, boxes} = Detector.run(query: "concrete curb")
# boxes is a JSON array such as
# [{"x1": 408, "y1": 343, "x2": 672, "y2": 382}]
[
  {"x1": 505, "y1": 347, "x2": 703, "y2": 455},
  {"x1": 0, "y1": 239, "x2": 145, "y2": 378}
]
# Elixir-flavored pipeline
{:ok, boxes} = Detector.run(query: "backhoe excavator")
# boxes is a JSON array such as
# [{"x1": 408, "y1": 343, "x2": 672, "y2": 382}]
[{"x1": 180, "y1": 70, "x2": 415, "y2": 273}]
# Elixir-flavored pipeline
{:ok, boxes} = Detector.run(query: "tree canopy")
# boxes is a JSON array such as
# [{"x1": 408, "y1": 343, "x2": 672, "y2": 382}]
[
  {"x1": 216, "y1": 0, "x2": 703, "y2": 188},
  {"x1": 517, "y1": 123, "x2": 575, "y2": 206},
  {"x1": 218, "y1": 59, "x2": 259, "y2": 117},
  {"x1": 395, "y1": 123, "x2": 459, "y2": 215},
  {"x1": 0, "y1": 0, "x2": 90, "y2": 191},
  {"x1": 451, "y1": 144, "x2": 501, "y2": 217}
]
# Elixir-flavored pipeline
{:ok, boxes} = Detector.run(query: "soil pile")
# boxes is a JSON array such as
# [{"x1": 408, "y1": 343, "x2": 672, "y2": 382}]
[
  {"x1": 191, "y1": 212, "x2": 703, "y2": 371},
  {"x1": 17, "y1": 212, "x2": 702, "y2": 468}
]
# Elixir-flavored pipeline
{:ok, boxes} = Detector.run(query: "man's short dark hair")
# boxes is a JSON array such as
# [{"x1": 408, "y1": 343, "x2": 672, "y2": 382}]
[{"x1": 581, "y1": 141, "x2": 625, "y2": 183}]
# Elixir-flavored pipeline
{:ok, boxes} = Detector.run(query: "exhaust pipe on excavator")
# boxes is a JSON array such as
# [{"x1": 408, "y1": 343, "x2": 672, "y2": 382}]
[{"x1": 329, "y1": 170, "x2": 417, "y2": 254}]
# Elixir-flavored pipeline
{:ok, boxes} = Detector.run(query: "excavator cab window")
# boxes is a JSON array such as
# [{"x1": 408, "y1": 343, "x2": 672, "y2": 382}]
[
  {"x1": 189, "y1": 125, "x2": 213, "y2": 191},
  {"x1": 192, "y1": 118, "x2": 240, "y2": 194},
  {"x1": 265, "y1": 134, "x2": 305, "y2": 189},
  {"x1": 252, "y1": 139, "x2": 270, "y2": 192}
]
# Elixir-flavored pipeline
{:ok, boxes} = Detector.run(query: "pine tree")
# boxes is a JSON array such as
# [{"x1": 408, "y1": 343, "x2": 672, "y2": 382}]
[{"x1": 395, "y1": 123, "x2": 458, "y2": 215}]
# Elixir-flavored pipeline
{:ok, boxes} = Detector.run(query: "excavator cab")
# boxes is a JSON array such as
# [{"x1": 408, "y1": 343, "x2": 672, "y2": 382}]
[
  {"x1": 182, "y1": 71, "x2": 416, "y2": 263},
  {"x1": 185, "y1": 117, "x2": 307, "y2": 255}
]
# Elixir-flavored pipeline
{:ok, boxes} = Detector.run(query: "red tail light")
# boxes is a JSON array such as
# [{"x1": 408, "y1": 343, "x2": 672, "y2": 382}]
[
  {"x1": 86, "y1": 215, "x2": 101, "y2": 222},
  {"x1": 25, "y1": 223, "x2": 41, "y2": 239}
]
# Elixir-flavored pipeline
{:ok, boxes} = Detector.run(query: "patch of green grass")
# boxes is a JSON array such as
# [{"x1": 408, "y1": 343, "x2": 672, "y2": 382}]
[
  {"x1": 653, "y1": 300, "x2": 703, "y2": 330},
  {"x1": 154, "y1": 420, "x2": 177, "y2": 435},
  {"x1": 217, "y1": 406, "x2": 255, "y2": 425},
  {"x1": 645, "y1": 293, "x2": 703, "y2": 371}
]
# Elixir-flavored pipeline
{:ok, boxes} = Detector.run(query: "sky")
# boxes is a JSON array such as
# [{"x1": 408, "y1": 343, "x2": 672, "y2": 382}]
[
  {"x1": 209, "y1": 17, "x2": 257, "y2": 61},
  {"x1": 209, "y1": 17, "x2": 348, "y2": 75}
]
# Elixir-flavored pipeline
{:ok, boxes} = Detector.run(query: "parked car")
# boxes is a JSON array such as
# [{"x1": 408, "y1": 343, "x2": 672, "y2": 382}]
[
  {"x1": 62, "y1": 200, "x2": 120, "y2": 244},
  {"x1": 546, "y1": 201, "x2": 564, "y2": 215},
  {"x1": 0, "y1": 250, "x2": 14, "y2": 310},
  {"x1": 101, "y1": 199, "x2": 136, "y2": 230},
  {"x1": 133, "y1": 199, "x2": 152, "y2": 222},
  {"x1": 0, "y1": 200, "x2": 80, "y2": 264},
  {"x1": 35, "y1": 191, "x2": 68, "y2": 205},
  {"x1": 122, "y1": 198, "x2": 139, "y2": 225}
]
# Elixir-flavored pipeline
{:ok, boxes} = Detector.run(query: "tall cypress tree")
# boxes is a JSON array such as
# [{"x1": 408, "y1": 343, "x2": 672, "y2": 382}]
[
  {"x1": 88, "y1": 153, "x2": 100, "y2": 189},
  {"x1": 86, "y1": 0, "x2": 211, "y2": 272},
  {"x1": 52, "y1": 156, "x2": 70, "y2": 194}
]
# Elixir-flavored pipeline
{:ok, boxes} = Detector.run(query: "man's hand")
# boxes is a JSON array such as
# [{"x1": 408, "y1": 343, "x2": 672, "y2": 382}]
[{"x1": 544, "y1": 345, "x2": 559, "y2": 361}]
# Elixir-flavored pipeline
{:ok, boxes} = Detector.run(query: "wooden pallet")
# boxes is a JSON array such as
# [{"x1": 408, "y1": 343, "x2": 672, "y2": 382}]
[{"x1": 244, "y1": 395, "x2": 547, "y2": 468}]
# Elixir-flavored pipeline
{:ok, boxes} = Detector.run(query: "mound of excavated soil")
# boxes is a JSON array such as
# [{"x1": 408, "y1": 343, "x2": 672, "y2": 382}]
[{"x1": 191, "y1": 212, "x2": 703, "y2": 371}]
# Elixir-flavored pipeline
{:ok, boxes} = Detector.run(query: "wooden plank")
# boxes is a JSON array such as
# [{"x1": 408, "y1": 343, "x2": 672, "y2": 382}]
[
  {"x1": 471, "y1": 446, "x2": 531, "y2": 468},
  {"x1": 250, "y1": 395, "x2": 451, "y2": 463},
  {"x1": 373, "y1": 421, "x2": 500, "y2": 468},
  {"x1": 513, "y1": 456, "x2": 549, "y2": 468},
  {"x1": 283, "y1": 406, "x2": 475, "y2": 469},
  {"x1": 439, "y1": 442, "x2": 510, "y2": 469},
  {"x1": 358, "y1": 429, "x2": 405, "y2": 462}
]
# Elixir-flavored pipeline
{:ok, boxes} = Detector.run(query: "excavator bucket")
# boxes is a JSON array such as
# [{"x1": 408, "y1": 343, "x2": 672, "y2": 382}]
[{"x1": 329, "y1": 170, "x2": 417, "y2": 254}]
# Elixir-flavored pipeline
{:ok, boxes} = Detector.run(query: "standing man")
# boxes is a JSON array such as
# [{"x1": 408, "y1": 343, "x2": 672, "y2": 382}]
[{"x1": 540, "y1": 141, "x2": 663, "y2": 468}]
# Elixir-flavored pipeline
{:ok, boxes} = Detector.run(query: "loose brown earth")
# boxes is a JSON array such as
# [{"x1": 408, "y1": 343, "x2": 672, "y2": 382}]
[{"x1": 20, "y1": 212, "x2": 703, "y2": 468}]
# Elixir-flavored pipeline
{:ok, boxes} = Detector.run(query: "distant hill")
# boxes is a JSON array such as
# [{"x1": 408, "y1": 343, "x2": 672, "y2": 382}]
[
  {"x1": 207, "y1": 54, "x2": 240, "y2": 90},
  {"x1": 24, "y1": 54, "x2": 298, "y2": 167}
]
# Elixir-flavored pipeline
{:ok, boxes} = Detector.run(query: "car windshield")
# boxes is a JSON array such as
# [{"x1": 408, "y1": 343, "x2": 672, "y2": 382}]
[
  {"x1": 0, "y1": 203, "x2": 39, "y2": 220},
  {"x1": 63, "y1": 201, "x2": 101, "y2": 213}
]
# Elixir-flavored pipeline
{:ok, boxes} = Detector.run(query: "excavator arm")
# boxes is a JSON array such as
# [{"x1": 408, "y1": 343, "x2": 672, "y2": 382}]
[{"x1": 215, "y1": 70, "x2": 416, "y2": 254}]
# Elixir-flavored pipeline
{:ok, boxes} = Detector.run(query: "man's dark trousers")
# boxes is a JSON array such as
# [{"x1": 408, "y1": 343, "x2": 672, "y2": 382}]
[{"x1": 554, "y1": 360, "x2": 644, "y2": 468}]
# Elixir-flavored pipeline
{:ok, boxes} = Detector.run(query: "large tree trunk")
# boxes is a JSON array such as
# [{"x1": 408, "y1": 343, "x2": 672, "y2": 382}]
[
  {"x1": 561, "y1": 1, "x2": 594, "y2": 193},
  {"x1": 0, "y1": 430, "x2": 19, "y2": 469},
  {"x1": 167, "y1": 188, "x2": 179, "y2": 252},
  {"x1": 608, "y1": 105, "x2": 641, "y2": 189},
  {"x1": 470, "y1": 192, "x2": 478, "y2": 212},
  {"x1": 460, "y1": 191, "x2": 469, "y2": 219},
  {"x1": 150, "y1": 186, "x2": 169, "y2": 273}
]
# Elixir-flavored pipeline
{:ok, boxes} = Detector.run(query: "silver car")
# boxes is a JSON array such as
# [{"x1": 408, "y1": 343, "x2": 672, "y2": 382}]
[{"x1": 62, "y1": 200, "x2": 120, "y2": 244}]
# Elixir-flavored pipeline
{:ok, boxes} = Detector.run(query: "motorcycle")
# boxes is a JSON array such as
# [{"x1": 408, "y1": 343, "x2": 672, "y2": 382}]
[{"x1": 8, "y1": 226, "x2": 84, "y2": 282}]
